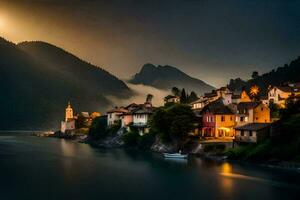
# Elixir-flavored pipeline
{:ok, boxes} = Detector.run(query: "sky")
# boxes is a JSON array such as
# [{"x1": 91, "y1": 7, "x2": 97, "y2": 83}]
[{"x1": 1, "y1": 0, "x2": 300, "y2": 87}]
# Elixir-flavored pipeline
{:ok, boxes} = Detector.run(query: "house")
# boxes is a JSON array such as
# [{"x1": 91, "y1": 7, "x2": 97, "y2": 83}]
[
  {"x1": 61, "y1": 102, "x2": 76, "y2": 133},
  {"x1": 268, "y1": 85, "x2": 300, "y2": 108},
  {"x1": 107, "y1": 107, "x2": 128, "y2": 127},
  {"x1": 234, "y1": 123, "x2": 271, "y2": 143},
  {"x1": 164, "y1": 95, "x2": 180, "y2": 104},
  {"x1": 190, "y1": 97, "x2": 209, "y2": 110},
  {"x1": 235, "y1": 102, "x2": 270, "y2": 127},
  {"x1": 191, "y1": 87, "x2": 232, "y2": 110},
  {"x1": 120, "y1": 112, "x2": 133, "y2": 127},
  {"x1": 216, "y1": 87, "x2": 233, "y2": 105},
  {"x1": 132, "y1": 106, "x2": 154, "y2": 135},
  {"x1": 200, "y1": 100, "x2": 235, "y2": 138},
  {"x1": 231, "y1": 90, "x2": 251, "y2": 104}
]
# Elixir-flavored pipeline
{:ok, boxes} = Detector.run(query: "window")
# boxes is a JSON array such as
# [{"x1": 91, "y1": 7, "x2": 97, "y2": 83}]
[
  {"x1": 230, "y1": 116, "x2": 233, "y2": 121},
  {"x1": 240, "y1": 117, "x2": 244, "y2": 122},
  {"x1": 241, "y1": 131, "x2": 244, "y2": 136},
  {"x1": 221, "y1": 116, "x2": 225, "y2": 122},
  {"x1": 261, "y1": 107, "x2": 263, "y2": 111},
  {"x1": 245, "y1": 117, "x2": 248, "y2": 122},
  {"x1": 249, "y1": 131, "x2": 253, "y2": 137}
]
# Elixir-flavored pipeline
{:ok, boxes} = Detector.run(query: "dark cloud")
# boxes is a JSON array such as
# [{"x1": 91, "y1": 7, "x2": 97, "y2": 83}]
[{"x1": 2, "y1": 0, "x2": 300, "y2": 87}]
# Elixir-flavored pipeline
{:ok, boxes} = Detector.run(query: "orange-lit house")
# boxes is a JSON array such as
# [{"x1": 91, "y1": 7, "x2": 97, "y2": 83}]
[
  {"x1": 235, "y1": 102, "x2": 270, "y2": 127},
  {"x1": 200, "y1": 100, "x2": 235, "y2": 138},
  {"x1": 232, "y1": 90, "x2": 251, "y2": 104}
]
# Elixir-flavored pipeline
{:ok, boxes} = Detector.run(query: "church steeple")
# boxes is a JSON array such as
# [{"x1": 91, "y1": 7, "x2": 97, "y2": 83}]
[{"x1": 65, "y1": 101, "x2": 73, "y2": 121}]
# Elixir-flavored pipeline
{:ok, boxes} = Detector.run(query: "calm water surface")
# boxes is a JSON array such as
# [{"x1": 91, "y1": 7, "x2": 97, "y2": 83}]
[{"x1": 0, "y1": 133, "x2": 300, "y2": 200}]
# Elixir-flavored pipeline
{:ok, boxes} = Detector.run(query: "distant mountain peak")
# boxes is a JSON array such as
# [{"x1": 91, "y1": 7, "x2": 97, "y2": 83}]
[{"x1": 130, "y1": 64, "x2": 215, "y2": 95}]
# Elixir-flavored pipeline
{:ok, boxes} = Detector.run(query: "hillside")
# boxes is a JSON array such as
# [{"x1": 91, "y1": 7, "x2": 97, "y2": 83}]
[
  {"x1": 227, "y1": 56, "x2": 300, "y2": 95},
  {"x1": 129, "y1": 64, "x2": 215, "y2": 95},
  {"x1": 0, "y1": 38, "x2": 132, "y2": 130}
]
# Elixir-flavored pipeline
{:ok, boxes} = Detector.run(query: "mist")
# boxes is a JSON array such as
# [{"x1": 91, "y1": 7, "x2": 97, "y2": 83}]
[{"x1": 106, "y1": 83, "x2": 170, "y2": 109}]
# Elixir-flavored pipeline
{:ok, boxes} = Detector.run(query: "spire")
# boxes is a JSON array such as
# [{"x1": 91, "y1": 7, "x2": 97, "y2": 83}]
[{"x1": 65, "y1": 101, "x2": 73, "y2": 121}]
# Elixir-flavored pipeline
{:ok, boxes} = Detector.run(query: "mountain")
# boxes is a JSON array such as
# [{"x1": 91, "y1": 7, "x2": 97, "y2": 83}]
[
  {"x1": 227, "y1": 56, "x2": 300, "y2": 95},
  {"x1": 129, "y1": 64, "x2": 215, "y2": 95},
  {"x1": 0, "y1": 38, "x2": 132, "y2": 130}
]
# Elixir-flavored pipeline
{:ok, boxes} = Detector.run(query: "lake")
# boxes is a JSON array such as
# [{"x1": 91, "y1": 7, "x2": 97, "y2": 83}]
[{"x1": 0, "y1": 132, "x2": 300, "y2": 200}]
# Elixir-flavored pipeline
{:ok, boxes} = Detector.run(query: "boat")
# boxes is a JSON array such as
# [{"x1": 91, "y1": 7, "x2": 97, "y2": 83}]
[{"x1": 163, "y1": 153, "x2": 188, "y2": 159}]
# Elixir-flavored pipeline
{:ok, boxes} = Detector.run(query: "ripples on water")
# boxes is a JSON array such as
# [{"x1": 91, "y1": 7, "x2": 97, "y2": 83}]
[{"x1": 0, "y1": 133, "x2": 300, "y2": 200}]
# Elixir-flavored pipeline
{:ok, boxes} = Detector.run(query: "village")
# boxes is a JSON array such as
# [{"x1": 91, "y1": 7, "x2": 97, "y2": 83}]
[{"x1": 58, "y1": 82, "x2": 300, "y2": 156}]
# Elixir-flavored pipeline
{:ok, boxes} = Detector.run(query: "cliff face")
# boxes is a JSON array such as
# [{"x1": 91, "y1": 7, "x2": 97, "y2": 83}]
[{"x1": 130, "y1": 63, "x2": 215, "y2": 95}]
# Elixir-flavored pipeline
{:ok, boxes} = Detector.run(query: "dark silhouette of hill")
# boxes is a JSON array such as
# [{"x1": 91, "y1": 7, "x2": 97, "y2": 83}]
[
  {"x1": 0, "y1": 38, "x2": 131, "y2": 130},
  {"x1": 129, "y1": 63, "x2": 215, "y2": 95},
  {"x1": 227, "y1": 56, "x2": 300, "y2": 95}
]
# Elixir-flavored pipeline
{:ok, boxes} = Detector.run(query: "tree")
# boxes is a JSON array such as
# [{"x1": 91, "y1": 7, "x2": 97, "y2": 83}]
[
  {"x1": 180, "y1": 88, "x2": 187, "y2": 103},
  {"x1": 171, "y1": 87, "x2": 180, "y2": 96},
  {"x1": 88, "y1": 116, "x2": 108, "y2": 140},
  {"x1": 252, "y1": 71, "x2": 259, "y2": 79},
  {"x1": 150, "y1": 104, "x2": 195, "y2": 145},
  {"x1": 188, "y1": 91, "x2": 198, "y2": 103}
]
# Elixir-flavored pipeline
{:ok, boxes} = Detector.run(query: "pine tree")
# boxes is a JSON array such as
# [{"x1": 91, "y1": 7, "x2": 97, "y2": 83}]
[{"x1": 180, "y1": 88, "x2": 187, "y2": 103}]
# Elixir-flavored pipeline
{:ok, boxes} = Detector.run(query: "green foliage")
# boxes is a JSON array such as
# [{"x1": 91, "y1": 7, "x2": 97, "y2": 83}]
[
  {"x1": 122, "y1": 126, "x2": 156, "y2": 149},
  {"x1": 228, "y1": 56, "x2": 300, "y2": 96},
  {"x1": 122, "y1": 129, "x2": 140, "y2": 146},
  {"x1": 251, "y1": 71, "x2": 259, "y2": 79},
  {"x1": 150, "y1": 104, "x2": 195, "y2": 144},
  {"x1": 180, "y1": 88, "x2": 187, "y2": 103},
  {"x1": 171, "y1": 87, "x2": 180, "y2": 96},
  {"x1": 88, "y1": 116, "x2": 108, "y2": 140},
  {"x1": 269, "y1": 101, "x2": 280, "y2": 118},
  {"x1": 137, "y1": 133, "x2": 156, "y2": 150},
  {"x1": 188, "y1": 91, "x2": 198, "y2": 103},
  {"x1": 107, "y1": 120, "x2": 121, "y2": 136}
]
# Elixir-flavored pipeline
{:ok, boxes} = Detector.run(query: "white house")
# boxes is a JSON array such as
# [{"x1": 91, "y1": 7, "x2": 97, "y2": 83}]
[
  {"x1": 132, "y1": 107, "x2": 154, "y2": 135},
  {"x1": 268, "y1": 86, "x2": 296, "y2": 108},
  {"x1": 190, "y1": 97, "x2": 208, "y2": 110},
  {"x1": 107, "y1": 107, "x2": 128, "y2": 127},
  {"x1": 164, "y1": 95, "x2": 180, "y2": 104}
]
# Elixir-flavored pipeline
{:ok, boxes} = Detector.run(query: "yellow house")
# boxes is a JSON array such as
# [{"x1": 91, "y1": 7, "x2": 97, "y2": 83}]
[
  {"x1": 215, "y1": 114, "x2": 235, "y2": 137},
  {"x1": 201, "y1": 100, "x2": 235, "y2": 138},
  {"x1": 235, "y1": 102, "x2": 270, "y2": 127}
]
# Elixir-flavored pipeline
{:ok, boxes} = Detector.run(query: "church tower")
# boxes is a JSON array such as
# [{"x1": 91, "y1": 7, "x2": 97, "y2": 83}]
[{"x1": 65, "y1": 101, "x2": 73, "y2": 121}]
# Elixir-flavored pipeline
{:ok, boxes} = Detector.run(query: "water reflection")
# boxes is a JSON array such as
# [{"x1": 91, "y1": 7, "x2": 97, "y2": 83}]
[
  {"x1": 220, "y1": 162, "x2": 268, "y2": 182},
  {"x1": 1, "y1": 134, "x2": 300, "y2": 200}
]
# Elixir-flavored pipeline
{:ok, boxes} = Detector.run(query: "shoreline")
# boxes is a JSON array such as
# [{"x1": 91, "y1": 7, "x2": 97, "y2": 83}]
[{"x1": 32, "y1": 132, "x2": 300, "y2": 172}]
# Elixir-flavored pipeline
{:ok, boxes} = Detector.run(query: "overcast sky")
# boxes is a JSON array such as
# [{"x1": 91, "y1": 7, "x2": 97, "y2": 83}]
[{"x1": 1, "y1": 0, "x2": 300, "y2": 87}]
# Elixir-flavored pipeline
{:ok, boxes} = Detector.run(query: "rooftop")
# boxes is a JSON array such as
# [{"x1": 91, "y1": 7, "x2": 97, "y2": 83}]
[
  {"x1": 201, "y1": 99, "x2": 234, "y2": 115},
  {"x1": 234, "y1": 123, "x2": 271, "y2": 131}
]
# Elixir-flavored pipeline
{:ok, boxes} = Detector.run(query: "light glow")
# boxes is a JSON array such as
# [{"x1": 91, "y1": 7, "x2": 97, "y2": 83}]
[{"x1": 0, "y1": 17, "x2": 5, "y2": 30}]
